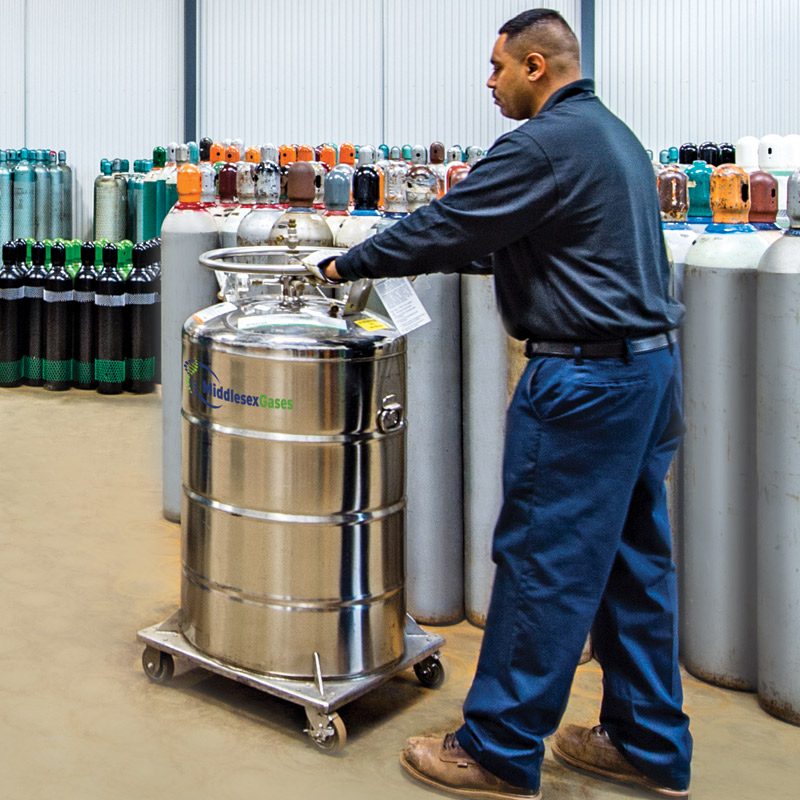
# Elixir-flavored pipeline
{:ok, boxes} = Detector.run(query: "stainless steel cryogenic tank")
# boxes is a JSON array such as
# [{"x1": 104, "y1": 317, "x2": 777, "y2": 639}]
[{"x1": 180, "y1": 254, "x2": 407, "y2": 679}]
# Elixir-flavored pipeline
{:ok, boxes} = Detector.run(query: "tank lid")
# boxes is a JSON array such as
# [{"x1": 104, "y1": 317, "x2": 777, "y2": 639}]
[
  {"x1": 352, "y1": 165, "x2": 380, "y2": 210},
  {"x1": 132, "y1": 242, "x2": 146, "y2": 269},
  {"x1": 199, "y1": 137, "x2": 212, "y2": 161},
  {"x1": 718, "y1": 143, "x2": 736, "y2": 164},
  {"x1": 667, "y1": 146, "x2": 680, "y2": 163},
  {"x1": 152, "y1": 147, "x2": 167, "y2": 168},
  {"x1": 748, "y1": 170, "x2": 778, "y2": 224},
  {"x1": 429, "y1": 142, "x2": 445, "y2": 164},
  {"x1": 102, "y1": 242, "x2": 118, "y2": 269},
  {"x1": 296, "y1": 144, "x2": 314, "y2": 162},
  {"x1": 759, "y1": 134, "x2": 787, "y2": 170},
  {"x1": 279, "y1": 145, "x2": 297, "y2": 167},
  {"x1": 261, "y1": 143, "x2": 279, "y2": 163},
  {"x1": 698, "y1": 141, "x2": 720, "y2": 167},
  {"x1": 177, "y1": 163, "x2": 202, "y2": 203},
  {"x1": 338, "y1": 142, "x2": 355, "y2": 167},
  {"x1": 710, "y1": 164, "x2": 751, "y2": 224},
  {"x1": 100, "y1": 159, "x2": 112, "y2": 176},
  {"x1": 318, "y1": 144, "x2": 337, "y2": 170},
  {"x1": 2, "y1": 241, "x2": 14, "y2": 264}
]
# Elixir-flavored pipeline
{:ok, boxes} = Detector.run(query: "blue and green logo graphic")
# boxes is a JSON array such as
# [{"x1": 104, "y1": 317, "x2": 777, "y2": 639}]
[{"x1": 184, "y1": 359, "x2": 294, "y2": 411}]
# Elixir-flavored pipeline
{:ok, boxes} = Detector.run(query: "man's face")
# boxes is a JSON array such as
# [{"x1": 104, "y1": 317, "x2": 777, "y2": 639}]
[{"x1": 487, "y1": 34, "x2": 536, "y2": 120}]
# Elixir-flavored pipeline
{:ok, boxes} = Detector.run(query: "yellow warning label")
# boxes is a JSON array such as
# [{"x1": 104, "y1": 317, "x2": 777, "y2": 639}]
[{"x1": 355, "y1": 318, "x2": 389, "y2": 331}]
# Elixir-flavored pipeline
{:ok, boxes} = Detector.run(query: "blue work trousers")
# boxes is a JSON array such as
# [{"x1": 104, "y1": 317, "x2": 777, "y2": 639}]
[{"x1": 456, "y1": 344, "x2": 692, "y2": 792}]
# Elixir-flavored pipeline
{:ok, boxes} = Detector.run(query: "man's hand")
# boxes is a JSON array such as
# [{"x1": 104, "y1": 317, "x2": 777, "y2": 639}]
[{"x1": 324, "y1": 260, "x2": 343, "y2": 282}]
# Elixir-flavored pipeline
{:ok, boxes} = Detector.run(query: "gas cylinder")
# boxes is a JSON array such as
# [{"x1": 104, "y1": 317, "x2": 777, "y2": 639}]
[
  {"x1": 23, "y1": 240, "x2": 47, "y2": 386},
  {"x1": 94, "y1": 243, "x2": 126, "y2": 394},
  {"x1": 42, "y1": 242, "x2": 73, "y2": 390},
  {"x1": 146, "y1": 239, "x2": 162, "y2": 385},
  {"x1": 48, "y1": 152, "x2": 63, "y2": 241},
  {"x1": 682, "y1": 163, "x2": 766, "y2": 691},
  {"x1": 447, "y1": 162, "x2": 470, "y2": 191},
  {"x1": 236, "y1": 160, "x2": 283, "y2": 246},
  {"x1": 57, "y1": 151, "x2": 73, "y2": 239},
  {"x1": 759, "y1": 135, "x2": 791, "y2": 227},
  {"x1": 685, "y1": 160, "x2": 713, "y2": 233},
  {"x1": 334, "y1": 164, "x2": 382, "y2": 248},
  {"x1": 146, "y1": 146, "x2": 168, "y2": 237},
  {"x1": 214, "y1": 155, "x2": 239, "y2": 229},
  {"x1": 221, "y1": 159, "x2": 256, "y2": 247},
  {"x1": 267, "y1": 162, "x2": 333, "y2": 247},
  {"x1": 33, "y1": 150, "x2": 51, "y2": 241},
  {"x1": 199, "y1": 141, "x2": 217, "y2": 209},
  {"x1": 129, "y1": 160, "x2": 144, "y2": 242},
  {"x1": 160, "y1": 164, "x2": 220, "y2": 521},
  {"x1": 322, "y1": 165, "x2": 352, "y2": 239},
  {"x1": 381, "y1": 155, "x2": 409, "y2": 219},
  {"x1": 756, "y1": 168, "x2": 800, "y2": 725},
  {"x1": 0, "y1": 151, "x2": 12, "y2": 243},
  {"x1": 658, "y1": 165, "x2": 696, "y2": 301},
  {"x1": 165, "y1": 144, "x2": 189, "y2": 215},
  {"x1": 428, "y1": 142, "x2": 447, "y2": 197},
  {"x1": 0, "y1": 241, "x2": 24, "y2": 386},
  {"x1": 73, "y1": 241, "x2": 97, "y2": 389},
  {"x1": 392, "y1": 177, "x2": 464, "y2": 625},
  {"x1": 735, "y1": 136, "x2": 759, "y2": 172},
  {"x1": 749, "y1": 170, "x2": 782, "y2": 247},
  {"x1": 125, "y1": 242, "x2": 157, "y2": 393},
  {"x1": 94, "y1": 159, "x2": 124, "y2": 241},
  {"x1": 13, "y1": 150, "x2": 35, "y2": 240}
]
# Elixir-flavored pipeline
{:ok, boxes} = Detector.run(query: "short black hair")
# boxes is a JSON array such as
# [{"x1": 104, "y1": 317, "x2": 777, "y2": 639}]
[{"x1": 499, "y1": 9, "x2": 580, "y2": 62}]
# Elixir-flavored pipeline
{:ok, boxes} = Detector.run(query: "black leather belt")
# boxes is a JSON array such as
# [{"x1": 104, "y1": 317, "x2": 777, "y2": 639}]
[{"x1": 524, "y1": 329, "x2": 678, "y2": 359}]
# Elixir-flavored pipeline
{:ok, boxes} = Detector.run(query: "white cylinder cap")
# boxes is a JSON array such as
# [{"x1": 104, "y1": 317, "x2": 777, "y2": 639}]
[
  {"x1": 357, "y1": 145, "x2": 376, "y2": 166},
  {"x1": 411, "y1": 145, "x2": 428, "y2": 164},
  {"x1": 787, "y1": 169, "x2": 800, "y2": 227},
  {"x1": 260, "y1": 144, "x2": 278, "y2": 163},
  {"x1": 735, "y1": 136, "x2": 759, "y2": 170},
  {"x1": 759, "y1": 134, "x2": 787, "y2": 170},
  {"x1": 784, "y1": 135, "x2": 800, "y2": 169}
]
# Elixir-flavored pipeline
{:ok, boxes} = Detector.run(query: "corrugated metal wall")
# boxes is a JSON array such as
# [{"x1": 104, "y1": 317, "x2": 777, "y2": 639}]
[
  {"x1": 382, "y1": 0, "x2": 580, "y2": 148},
  {"x1": 13, "y1": 0, "x2": 184, "y2": 239},
  {"x1": 198, "y1": 0, "x2": 385, "y2": 147},
  {"x1": 198, "y1": 0, "x2": 580, "y2": 150},
  {"x1": 0, "y1": 2, "x2": 26, "y2": 146},
  {"x1": 595, "y1": 0, "x2": 800, "y2": 153}
]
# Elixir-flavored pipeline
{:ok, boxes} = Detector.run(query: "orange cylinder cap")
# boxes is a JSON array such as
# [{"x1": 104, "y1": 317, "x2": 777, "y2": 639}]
[
  {"x1": 339, "y1": 142, "x2": 355, "y2": 166},
  {"x1": 210, "y1": 143, "x2": 224, "y2": 163},
  {"x1": 279, "y1": 145, "x2": 297, "y2": 167},
  {"x1": 177, "y1": 164, "x2": 202, "y2": 202},
  {"x1": 297, "y1": 144, "x2": 314, "y2": 162},
  {"x1": 225, "y1": 146, "x2": 241, "y2": 163},
  {"x1": 710, "y1": 164, "x2": 751, "y2": 224},
  {"x1": 245, "y1": 147, "x2": 261, "y2": 164}
]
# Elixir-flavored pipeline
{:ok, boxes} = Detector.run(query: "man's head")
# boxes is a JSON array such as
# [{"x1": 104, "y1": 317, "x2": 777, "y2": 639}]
[{"x1": 488, "y1": 9, "x2": 582, "y2": 120}]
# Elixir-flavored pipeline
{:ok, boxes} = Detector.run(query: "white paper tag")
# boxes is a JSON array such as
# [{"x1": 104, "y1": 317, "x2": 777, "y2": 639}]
[
  {"x1": 192, "y1": 301, "x2": 236, "y2": 324},
  {"x1": 373, "y1": 278, "x2": 431, "y2": 335}
]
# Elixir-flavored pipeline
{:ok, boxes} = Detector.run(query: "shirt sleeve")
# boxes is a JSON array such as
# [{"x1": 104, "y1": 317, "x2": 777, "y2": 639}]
[{"x1": 334, "y1": 130, "x2": 559, "y2": 281}]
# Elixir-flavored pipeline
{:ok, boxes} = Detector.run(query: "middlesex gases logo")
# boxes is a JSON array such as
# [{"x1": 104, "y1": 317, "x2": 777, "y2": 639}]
[{"x1": 184, "y1": 359, "x2": 294, "y2": 411}]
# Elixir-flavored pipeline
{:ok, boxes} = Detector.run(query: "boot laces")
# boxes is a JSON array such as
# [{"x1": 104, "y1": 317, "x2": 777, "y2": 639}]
[{"x1": 443, "y1": 732, "x2": 461, "y2": 750}]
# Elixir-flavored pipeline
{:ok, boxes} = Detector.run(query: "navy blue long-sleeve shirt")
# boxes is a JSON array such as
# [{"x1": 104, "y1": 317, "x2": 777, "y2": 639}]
[{"x1": 335, "y1": 79, "x2": 683, "y2": 342}]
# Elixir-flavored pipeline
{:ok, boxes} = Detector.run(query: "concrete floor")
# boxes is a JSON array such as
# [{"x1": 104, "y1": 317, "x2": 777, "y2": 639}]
[{"x1": 1, "y1": 386, "x2": 798, "y2": 800}]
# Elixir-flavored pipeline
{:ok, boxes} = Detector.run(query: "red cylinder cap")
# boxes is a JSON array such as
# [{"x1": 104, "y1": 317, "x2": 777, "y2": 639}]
[{"x1": 748, "y1": 170, "x2": 778, "y2": 224}]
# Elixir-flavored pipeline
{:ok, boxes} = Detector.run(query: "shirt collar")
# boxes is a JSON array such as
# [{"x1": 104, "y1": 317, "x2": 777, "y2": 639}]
[{"x1": 537, "y1": 78, "x2": 595, "y2": 115}]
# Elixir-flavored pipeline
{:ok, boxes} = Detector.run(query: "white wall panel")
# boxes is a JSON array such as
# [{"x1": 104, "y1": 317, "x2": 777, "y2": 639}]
[
  {"x1": 595, "y1": 0, "x2": 800, "y2": 153},
  {"x1": 25, "y1": 0, "x2": 184, "y2": 239},
  {"x1": 383, "y1": 0, "x2": 581, "y2": 149},
  {"x1": 198, "y1": 0, "x2": 384, "y2": 147},
  {"x1": 0, "y1": 1, "x2": 25, "y2": 146}
]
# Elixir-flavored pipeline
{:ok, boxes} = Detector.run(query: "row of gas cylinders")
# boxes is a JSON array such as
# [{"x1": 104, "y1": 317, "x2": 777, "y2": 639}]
[
  {"x1": 157, "y1": 152, "x2": 498, "y2": 635},
  {"x1": 660, "y1": 162, "x2": 800, "y2": 726},
  {"x1": 94, "y1": 138, "x2": 484, "y2": 244},
  {"x1": 0, "y1": 238, "x2": 160, "y2": 393},
  {"x1": 0, "y1": 148, "x2": 73, "y2": 243}
]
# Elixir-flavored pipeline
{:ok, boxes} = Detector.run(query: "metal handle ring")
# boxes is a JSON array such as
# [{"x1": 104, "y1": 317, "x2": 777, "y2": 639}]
[{"x1": 199, "y1": 245, "x2": 345, "y2": 277}]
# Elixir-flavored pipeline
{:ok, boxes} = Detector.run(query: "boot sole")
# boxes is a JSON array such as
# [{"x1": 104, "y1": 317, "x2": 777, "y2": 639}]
[
  {"x1": 550, "y1": 740, "x2": 689, "y2": 797},
  {"x1": 399, "y1": 753, "x2": 541, "y2": 800}
]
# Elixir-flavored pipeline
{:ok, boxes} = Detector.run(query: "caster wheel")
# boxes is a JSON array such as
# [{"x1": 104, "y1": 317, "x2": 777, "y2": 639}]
[
  {"x1": 305, "y1": 710, "x2": 347, "y2": 753},
  {"x1": 142, "y1": 646, "x2": 174, "y2": 684},
  {"x1": 414, "y1": 654, "x2": 445, "y2": 689}
]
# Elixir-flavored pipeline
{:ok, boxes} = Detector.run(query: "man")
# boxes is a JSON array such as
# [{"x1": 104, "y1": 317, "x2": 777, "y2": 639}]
[{"x1": 317, "y1": 9, "x2": 692, "y2": 799}]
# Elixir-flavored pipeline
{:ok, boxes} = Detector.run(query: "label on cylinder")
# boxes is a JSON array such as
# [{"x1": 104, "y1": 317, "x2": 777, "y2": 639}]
[{"x1": 374, "y1": 278, "x2": 431, "y2": 334}]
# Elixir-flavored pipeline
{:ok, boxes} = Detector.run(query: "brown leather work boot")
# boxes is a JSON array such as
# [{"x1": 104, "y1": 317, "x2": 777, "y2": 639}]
[
  {"x1": 551, "y1": 724, "x2": 689, "y2": 797},
  {"x1": 400, "y1": 732, "x2": 540, "y2": 800}
]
